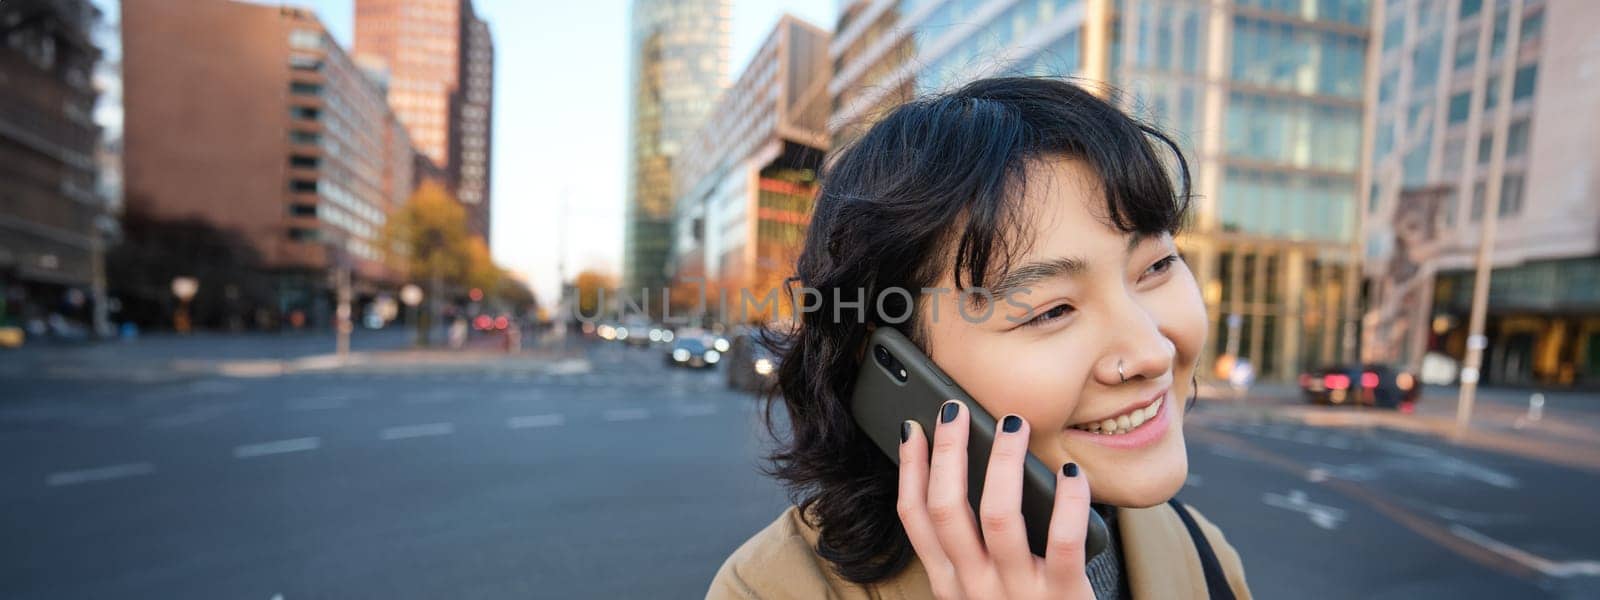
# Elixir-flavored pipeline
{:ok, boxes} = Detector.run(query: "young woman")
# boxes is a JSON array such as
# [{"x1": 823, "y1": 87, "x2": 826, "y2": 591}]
[{"x1": 707, "y1": 77, "x2": 1251, "y2": 599}]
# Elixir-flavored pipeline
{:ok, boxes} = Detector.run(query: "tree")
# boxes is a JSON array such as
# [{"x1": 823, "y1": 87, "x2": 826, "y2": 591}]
[{"x1": 383, "y1": 181, "x2": 488, "y2": 344}]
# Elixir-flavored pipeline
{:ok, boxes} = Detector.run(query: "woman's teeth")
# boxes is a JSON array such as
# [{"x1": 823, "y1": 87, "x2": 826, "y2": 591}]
[{"x1": 1071, "y1": 395, "x2": 1163, "y2": 435}]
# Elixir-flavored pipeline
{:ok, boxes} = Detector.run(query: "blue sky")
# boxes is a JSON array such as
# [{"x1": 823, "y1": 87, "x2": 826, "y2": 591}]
[{"x1": 275, "y1": 0, "x2": 837, "y2": 303}]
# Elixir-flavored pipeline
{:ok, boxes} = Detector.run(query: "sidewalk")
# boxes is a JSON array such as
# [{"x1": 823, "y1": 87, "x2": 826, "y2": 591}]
[
  {"x1": 1194, "y1": 379, "x2": 1600, "y2": 474},
  {"x1": 0, "y1": 328, "x2": 591, "y2": 382}
]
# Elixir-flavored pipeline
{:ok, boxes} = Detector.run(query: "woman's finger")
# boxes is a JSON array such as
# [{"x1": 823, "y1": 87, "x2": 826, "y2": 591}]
[
  {"x1": 1041, "y1": 460, "x2": 1094, "y2": 593},
  {"x1": 896, "y1": 419, "x2": 959, "y2": 594},
  {"x1": 977, "y1": 414, "x2": 1036, "y2": 588},
  {"x1": 925, "y1": 400, "x2": 990, "y2": 583}
]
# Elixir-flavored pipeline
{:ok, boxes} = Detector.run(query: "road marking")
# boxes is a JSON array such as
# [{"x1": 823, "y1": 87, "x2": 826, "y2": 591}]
[
  {"x1": 403, "y1": 391, "x2": 455, "y2": 404},
  {"x1": 508, "y1": 414, "x2": 565, "y2": 429},
  {"x1": 1262, "y1": 489, "x2": 1346, "y2": 530},
  {"x1": 675, "y1": 404, "x2": 717, "y2": 417},
  {"x1": 146, "y1": 404, "x2": 231, "y2": 428},
  {"x1": 1449, "y1": 524, "x2": 1600, "y2": 578},
  {"x1": 381, "y1": 422, "x2": 455, "y2": 440},
  {"x1": 603, "y1": 408, "x2": 650, "y2": 422},
  {"x1": 288, "y1": 395, "x2": 352, "y2": 411},
  {"x1": 46, "y1": 462, "x2": 155, "y2": 486},
  {"x1": 234, "y1": 437, "x2": 321, "y2": 458}
]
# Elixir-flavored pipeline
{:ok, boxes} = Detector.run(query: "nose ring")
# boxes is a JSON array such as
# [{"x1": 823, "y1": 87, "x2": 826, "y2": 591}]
[{"x1": 1117, "y1": 359, "x2": 1127, "y2": 383}]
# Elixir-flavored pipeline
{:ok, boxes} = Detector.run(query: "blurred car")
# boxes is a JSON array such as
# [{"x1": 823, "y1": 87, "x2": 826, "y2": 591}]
[
  {"x1": 1298, "y1": 363, "x2": 1420, "y2": 411},
  {"x1": 665, "y1": 335, "x2": 721, "y2": 369},
  {"x1": 725, "y1": 332, "x2": 778, "y2": 393}
]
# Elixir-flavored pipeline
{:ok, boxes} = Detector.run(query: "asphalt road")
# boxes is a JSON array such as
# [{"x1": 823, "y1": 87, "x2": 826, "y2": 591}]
[{"x1": 2, "y1": 335, "x2": 1597, "y2": 598}]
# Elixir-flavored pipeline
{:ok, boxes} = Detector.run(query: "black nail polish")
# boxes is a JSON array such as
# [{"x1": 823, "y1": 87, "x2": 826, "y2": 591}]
[
  {"x1": 940, "y1": 401, "x2": 959, "y2": 424},
  {"x1": 900, "y1": 421, "x2": 912, "y2": 443},
  {"x1": 1062, "y1": 462, "x2": 1079, "y2": 478},
  {"x1": 1002, "y1": 415, "x2": 1022, "y2": 433}
]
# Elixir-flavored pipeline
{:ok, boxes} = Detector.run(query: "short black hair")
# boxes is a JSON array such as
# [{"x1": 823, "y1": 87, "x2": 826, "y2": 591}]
[{"x1": 757, "y1": 76, "x2": 1193, "y2": 584}]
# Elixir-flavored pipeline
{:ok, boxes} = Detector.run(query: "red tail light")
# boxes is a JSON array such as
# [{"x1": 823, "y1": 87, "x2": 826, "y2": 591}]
[
  {"x1": 1400, "y1": 401, "x2": 1416, "y2": 414},
  {"x1": 1361, "y1": 372, "x2": 1379, "y2": 389},
  {"x1": 474, "y1": 315, "x2": 492, "y2": 330},
  {"x1": 1299, "y1": 374, "x2": 1311, "y2": 387},
  {"x1": 1324, "y1": 374, "x2": 1350, "y2": 390},
  {"x1": 494, "y1": 316, "x2": 509, "y2": 330}
]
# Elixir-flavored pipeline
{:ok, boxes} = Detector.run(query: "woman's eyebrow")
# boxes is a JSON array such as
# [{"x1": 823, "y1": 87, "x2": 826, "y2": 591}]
[
  {"x1": 985, "y1": 257, "x2": 1086, "y2": 303},
  {"x1": 977, "y1": 232, "x2": 1154, "y2": 306}
]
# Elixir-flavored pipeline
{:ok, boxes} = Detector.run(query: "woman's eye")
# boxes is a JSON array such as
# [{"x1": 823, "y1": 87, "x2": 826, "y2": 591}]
[
  {"x1": 1024, "y1": 303, "x2": 1075, "y2": 328},
  {"x1": 1144, "y1": 253, "x2": 1181, "y2": 279}
]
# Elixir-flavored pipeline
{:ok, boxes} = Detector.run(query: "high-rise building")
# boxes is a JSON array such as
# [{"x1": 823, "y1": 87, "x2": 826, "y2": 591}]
[
  {"x1": 0, "y1": 0, "x2": 113, "y2": 334},
  {"x1": 624, "y1": 0, "x2": 731, "y2": 298},
  {"x1": 122, "y1": 0, "x2": 414, "y2": 322},
  {"x1": 354, "y1": 0, "x2": 494, "y2": 244},
  {"x1": 670, "y1": 16, "x2": 831, "y2": 322},
  {"x1": 829, "y1": 0, "x2": 1372, "y2": 382},
  {"x1": 1364, "y1": 0, "x2": 1600, "y2": 387}
]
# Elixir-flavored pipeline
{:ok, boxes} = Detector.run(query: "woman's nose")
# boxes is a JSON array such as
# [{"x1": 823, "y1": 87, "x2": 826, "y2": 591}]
[{"x1": 1098, "y1": 306, "x2": 1176, "y2": 385}]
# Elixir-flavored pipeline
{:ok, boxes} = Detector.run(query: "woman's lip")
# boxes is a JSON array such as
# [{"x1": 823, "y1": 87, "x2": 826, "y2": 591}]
[
  {"x1": 1062, "y1": 390, "x2": 1172, "y2": 450},
  {"x1": 1068, "y1": 386, "x2": 1170, "y2": 427}
]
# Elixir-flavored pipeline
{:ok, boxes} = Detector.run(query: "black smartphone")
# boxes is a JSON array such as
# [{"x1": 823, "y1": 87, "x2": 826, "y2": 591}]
[{"x1": 851, "y1": 325, "x2": 1109, "y2": 561}]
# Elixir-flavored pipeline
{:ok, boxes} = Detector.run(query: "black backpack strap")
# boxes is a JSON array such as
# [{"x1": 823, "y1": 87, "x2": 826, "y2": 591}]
[{"x1": 1168, "y1": 499, "x2": 1237, "y2": 600}]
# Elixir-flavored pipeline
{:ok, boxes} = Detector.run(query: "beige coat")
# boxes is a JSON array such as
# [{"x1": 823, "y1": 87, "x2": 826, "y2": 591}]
[{"x1": 707, "y1": 502, "x2": 1251, "y2": 599}]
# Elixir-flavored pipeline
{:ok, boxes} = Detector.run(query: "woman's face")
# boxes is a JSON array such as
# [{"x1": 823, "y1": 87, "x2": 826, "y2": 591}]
[{"x1": 921, "y1": 157, "x2": 1208, "y2": 507}]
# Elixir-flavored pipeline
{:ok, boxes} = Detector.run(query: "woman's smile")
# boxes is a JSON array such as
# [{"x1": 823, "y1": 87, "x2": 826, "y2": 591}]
[{"x1": 1062, "y1": 385, "x2": 1172, "y2": 450}]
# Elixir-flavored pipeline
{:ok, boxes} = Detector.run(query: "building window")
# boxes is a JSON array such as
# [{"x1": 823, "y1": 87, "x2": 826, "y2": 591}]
[
  {"x1": 1460, "y1": 0, "x2": 1482, "y2": 18},
  {"x1": 1448, "y1": 92, "x2": 1471, "y2": 123},
  {"x1": 1470, "y1": 181, "x2": 1486, "y2": 221},
  {"x1": 289, "y1": 29, "x2": 322, "y2": 50},
  {"x1": 290, "y1": 203, "x2": 317, "y2": 217},
  {"x1": 289, "y1": 55, "x2": 321, "y2": 71},
  {"x1": 290, "y1": 179, "x2": 318, "y2": 193},
  {"x1": 289, "y1": 155, "x2": 319, "y2": 168},
  {"x1": 289, "y1": 131, "x2": 320, "y2": 145},
  {"x1": 1453, "y1": 29, "x2": 1477, "y2": 70},
  {"x1": 1483, "y1": 75, "x2": 1500, "y2": 110},
  {"x1": 290, "y1": 82, "x2": 322, "y2": 96},
  {"x1": 288, "y1": 227, "x2": 320, "y2": 242},
  {"x1": 1513, "y1": 65, "x2": 1538, "y2": 100},
  {"x1": 290, "y1": 106, "x2": 320, "y2": 120},
  {"x1": 1499, "y1": 174, "x2": 1524, "y2": 217},
  {"x1": 1520, "y1": 10, "x2": 1544, "y2": 42},
  {"x1": 1507, "y1": 119, "x2": 1530, "y2": 156},
  {"x1": 1478, "y1": 134, "x2": 1493, "y2": 166}
]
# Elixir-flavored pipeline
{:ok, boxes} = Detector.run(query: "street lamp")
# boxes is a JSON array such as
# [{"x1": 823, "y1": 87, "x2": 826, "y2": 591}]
[
  {"x1": 401, "y1": 283, "x2": 424, "y2": 346},
  {"x1": 171, "y1": 276, "x2": 198, "y2": 334}
]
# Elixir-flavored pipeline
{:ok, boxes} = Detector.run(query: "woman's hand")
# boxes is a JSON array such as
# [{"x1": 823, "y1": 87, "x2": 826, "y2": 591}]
[{"x1": 897, "y1": 400, "x2": 1094, "y2": 600}]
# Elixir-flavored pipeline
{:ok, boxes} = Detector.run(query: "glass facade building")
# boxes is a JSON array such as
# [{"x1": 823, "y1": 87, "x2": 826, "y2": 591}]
[
  {"x1": 829, "y1": 0, "x2": 1371, "y2": 382},
  {"x1": 1366, "y1": 0, "x2": 1600, "y2": 387},
  {"x1": 624, "y1": 0, "x2": 731, "y2": 297}
]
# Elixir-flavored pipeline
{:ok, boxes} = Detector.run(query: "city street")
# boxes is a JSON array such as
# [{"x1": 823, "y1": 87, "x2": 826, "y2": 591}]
[{"x1": 2, "y1": 334, "x2": 1598, "y2": 599}]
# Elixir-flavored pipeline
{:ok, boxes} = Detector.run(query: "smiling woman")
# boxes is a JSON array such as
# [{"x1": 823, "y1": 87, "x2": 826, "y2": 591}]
[{"x1": 706, "y1": 77, "x2": 1252, "y2": 599}]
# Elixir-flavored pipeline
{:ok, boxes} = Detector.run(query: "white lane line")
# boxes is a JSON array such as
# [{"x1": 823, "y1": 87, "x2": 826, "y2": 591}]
[
  {"x1": 603, "y1": 408, "x2": 650, "y2": 422},
  {"x1": 380, "y1": 422, "x2": 455, "y2": 440},
  {"x1": 1261, "y1": 489, "x2": 1346, "y2": 530},
  {"x1": 46, "y1": 462, "x2": 155, "y2": 486},
  {"x1": 508, "y1": 414, "x2": 565, "y2": 429},
  {"x1": 674, "y1": 404, "x2": 717, "y2": 417},
  {"x1": 1449, "y1": 524, "x2": 1600, "y2": 578},
  {"x1": 234, "y1": 437, "x2": 321, "y2": 458},
  {"x1": 287, "y1": 396, "x2": 351, "y2": 411}
]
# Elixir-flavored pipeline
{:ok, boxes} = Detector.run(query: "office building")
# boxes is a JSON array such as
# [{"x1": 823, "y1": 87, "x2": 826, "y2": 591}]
[
  {"x1": 0, "y1": 0, "x2": 113, "y2": 333},
  {"x1": 1364, "y1": 0, "x2": 1600, "y2": 386},
  {"x1": 670, "y1": 16, "x2": 831, "y2": 322},
  {"x1": 624, "y1": 0, "x2": 731, "y2": 298},
  {"x1": 122, "y1": 0, "x2": 415, "y2": 321},
  {"x1": 354, "y1": 0, "x2": 494, "y2": 243}
]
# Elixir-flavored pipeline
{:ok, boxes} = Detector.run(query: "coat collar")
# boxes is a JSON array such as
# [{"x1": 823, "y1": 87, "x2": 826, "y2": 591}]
[{"x1": 789, "y1": 501, "x2": 1219, "y2": 598}]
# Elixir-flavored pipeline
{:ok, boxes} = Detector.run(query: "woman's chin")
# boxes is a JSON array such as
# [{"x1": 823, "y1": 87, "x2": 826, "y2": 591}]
[{"x1": 1077, "y1": 434, "x2": 1189, "y2": 508}]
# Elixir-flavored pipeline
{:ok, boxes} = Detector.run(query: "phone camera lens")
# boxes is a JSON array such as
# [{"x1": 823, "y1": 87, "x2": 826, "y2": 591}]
[{"x1": 873, "y1": 345, "x2": 890, "y2": 365}]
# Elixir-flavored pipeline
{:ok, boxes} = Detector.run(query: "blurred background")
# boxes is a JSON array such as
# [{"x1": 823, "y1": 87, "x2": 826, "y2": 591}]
[{"x1": 2, "y1": 0, "x2": 1599, "y2": 597}]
